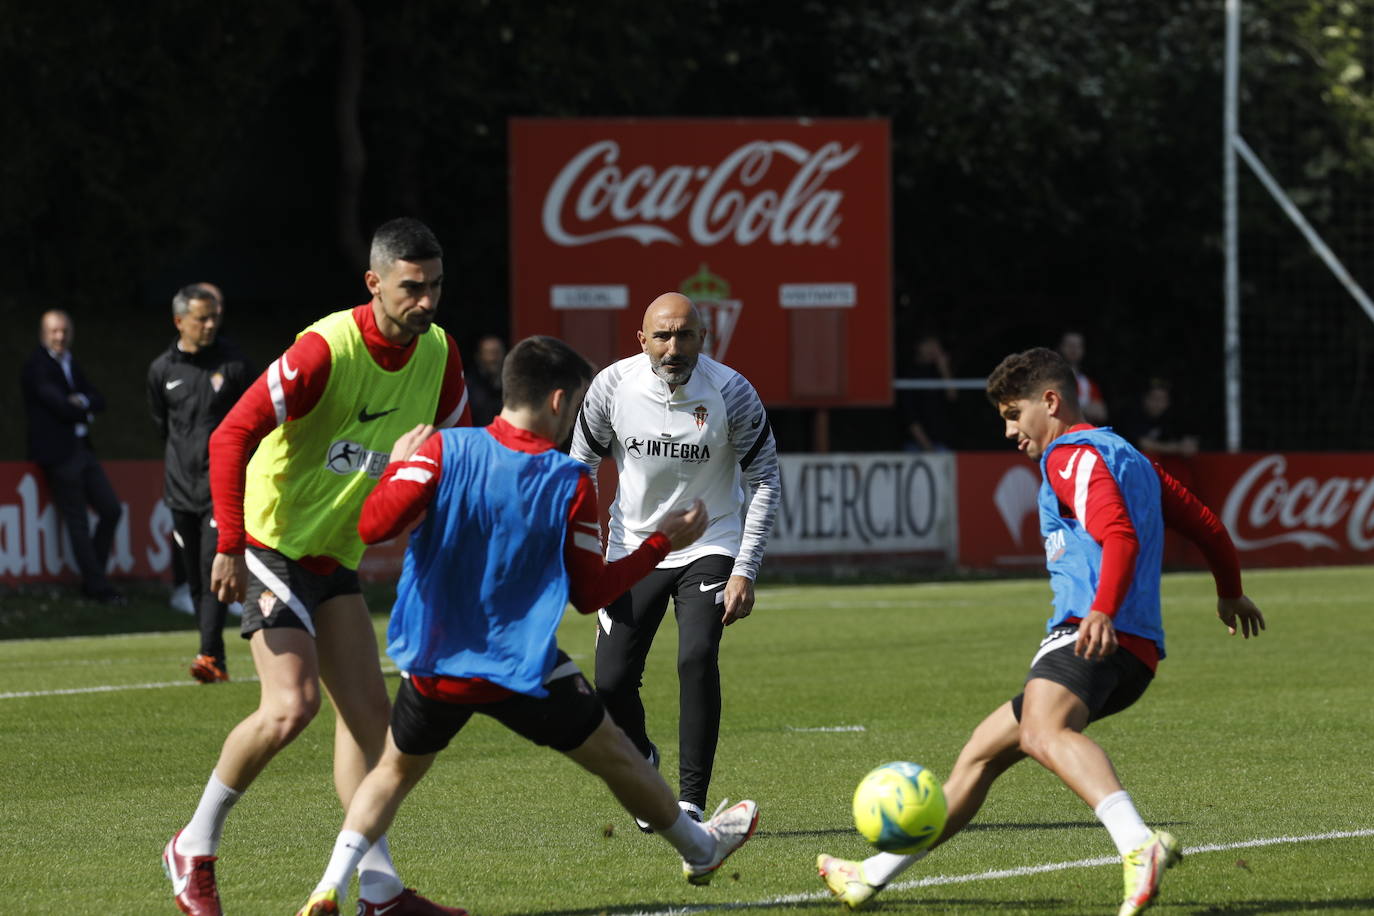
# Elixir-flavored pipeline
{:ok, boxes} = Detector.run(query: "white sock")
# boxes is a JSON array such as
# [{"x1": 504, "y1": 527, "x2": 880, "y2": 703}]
[
  {"x1": 660, "y1": 810, "x2": 715, "y2": 864},
  {"x1": 177, "y1": 771, "x2": 242, "y2": 857},
  {"x1": 357, "y1": 834, "x2": 405, "y2": 903},
  {"x1": 862, "y1": 849, "x2": 928, "y2": 887},
  {"x1": 1095, "y1": 790, "x2": 1153, "y2": 856},
  {"x1": 316, "y1": 830, "x2": 370, "y2": 896}
]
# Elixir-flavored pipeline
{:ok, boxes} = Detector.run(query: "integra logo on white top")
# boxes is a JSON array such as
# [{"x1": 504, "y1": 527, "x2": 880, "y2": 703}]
[
  {"x1": 624, "y1": 436, "x2": 711, "y2": 464},
  {"x1": 541, "y1": 140, "x2": 860, "y2": 248}
]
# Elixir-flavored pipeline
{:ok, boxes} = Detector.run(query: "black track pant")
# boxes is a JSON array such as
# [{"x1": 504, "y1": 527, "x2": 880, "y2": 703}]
[
  {"x1": 172, "y1": 508, "x2": 228, "y2": 666},
  {"x1": 594, "y1": 554, "x2": 732, "y2": 811}
]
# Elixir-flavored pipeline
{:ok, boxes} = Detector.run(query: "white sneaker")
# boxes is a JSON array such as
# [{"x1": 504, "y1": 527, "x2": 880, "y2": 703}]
[
  {"x1": 682, "y1": 799, "x2": 760, "y2": 885},
  {"x1": 169, "y1": 584, "x2": 194, "y2": 615},
  {"x1": 634, "y1": 743, "x2": 660, "y2": 834},
  {"x1": 679, "y1": 800, "x2": 704, "y2": 822}
]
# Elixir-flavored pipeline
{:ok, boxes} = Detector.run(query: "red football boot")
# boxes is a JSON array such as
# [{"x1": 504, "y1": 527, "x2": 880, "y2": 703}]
[
  {"x1": 357, "y1": 888, "x2": 469, "y2": 916},
  {"x1": 162, "y1": 830, "x2": 223, "y2": 916}
]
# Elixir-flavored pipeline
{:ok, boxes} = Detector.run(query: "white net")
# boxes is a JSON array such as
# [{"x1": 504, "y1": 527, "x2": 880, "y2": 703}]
[{"x1": 1236, "y1": 1, "x2": 1374, "y2": 450}]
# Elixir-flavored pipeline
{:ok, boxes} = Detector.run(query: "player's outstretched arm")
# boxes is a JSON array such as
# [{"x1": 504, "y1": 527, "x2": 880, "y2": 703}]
[{"x1": 1217, "y1": 595, "x2": 1265, "y2": 638}]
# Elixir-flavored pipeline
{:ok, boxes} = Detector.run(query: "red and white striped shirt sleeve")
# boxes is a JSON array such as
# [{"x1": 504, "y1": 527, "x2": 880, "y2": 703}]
[
  {"x1": 434, "y1": 333, "x2": 472, "y2": 428},
  {"x1": 358, "y1": 433, "x2": 444, "y2": 544},
  {"x1": 1044, "y1": 444, "x2": 1141, "y2": 616},
  {"x1": 209, "y1": 332, "x2": 333, "y2": 554},
  {"x1": 564, "y1": 471, "x2": 670, "y2": 614}
]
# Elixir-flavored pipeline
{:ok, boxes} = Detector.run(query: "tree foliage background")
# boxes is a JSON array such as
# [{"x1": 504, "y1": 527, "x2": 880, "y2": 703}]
[{"x1": 1, "y1": 0, "x2": 1370, "y2": 457}]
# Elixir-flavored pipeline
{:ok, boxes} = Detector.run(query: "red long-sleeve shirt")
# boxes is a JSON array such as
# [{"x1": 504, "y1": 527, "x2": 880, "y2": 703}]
[
  {"x1": 209, "y1": 304, "x2": 470, "y2": 572},
  {"x1": 361, "y1": 416, "x2": 670, "y2": 703},
  {"x1": 1045, "y1": 424, "x2": 1243, "y2": 670}
]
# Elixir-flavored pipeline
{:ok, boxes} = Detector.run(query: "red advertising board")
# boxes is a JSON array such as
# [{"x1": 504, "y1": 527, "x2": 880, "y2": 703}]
[
  {"x1": 0, "y1": 462, "x2": 406, "y2": 586},
  {"x1": 956, "y1": 452, "x2": 1374, "y2": 570},
  {"x1": 509, "y1": 118, "x2": 892, "y2": 406}
]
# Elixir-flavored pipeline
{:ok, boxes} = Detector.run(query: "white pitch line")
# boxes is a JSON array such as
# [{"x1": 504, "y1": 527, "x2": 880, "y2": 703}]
[
  {"x1": 785, "y1": 725, "x2": 866, "y2": 733},
  {"x1": 618, "y1": 828, "x2": 1374, "y2": 916},
  {"x1": 0, "y1": 666, "x2": 404, "y2": 700},
  {"x1": 0, "y1": 678, "x2": 259, "y2": 699}
]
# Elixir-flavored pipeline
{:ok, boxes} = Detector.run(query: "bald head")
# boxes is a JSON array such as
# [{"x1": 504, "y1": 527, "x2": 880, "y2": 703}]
[
  {"x1": 642, "y1": 292, "x2": 700, "y2": 332},
  {"x1": 40, "y1": 309, "x2": 73, "y2": 356},
  {"x1": 638, "y1": 292, "x2": 706, "y2": 388}
]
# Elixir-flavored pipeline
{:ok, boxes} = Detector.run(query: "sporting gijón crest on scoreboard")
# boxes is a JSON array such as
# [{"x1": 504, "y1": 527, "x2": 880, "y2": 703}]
[{"x1": 681, "y1": 263, "x2": 739, "y2": 364}]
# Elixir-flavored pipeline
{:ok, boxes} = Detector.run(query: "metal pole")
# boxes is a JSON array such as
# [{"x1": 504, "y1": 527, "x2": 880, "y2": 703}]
[{"x1": 1224, "y1": 0, "x2": 1241, "y2": 452}]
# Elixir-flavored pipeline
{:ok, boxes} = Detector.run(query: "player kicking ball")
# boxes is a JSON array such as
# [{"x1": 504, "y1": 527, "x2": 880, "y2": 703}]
[
  {"x1": 817, "y1": 347, "x2": 1265, "y2": 915},
  {"x1": 296, "y1": 336, "x2": 759, "y2": 916}
]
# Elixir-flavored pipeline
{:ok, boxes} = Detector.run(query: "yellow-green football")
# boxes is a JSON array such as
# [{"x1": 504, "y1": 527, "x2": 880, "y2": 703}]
[{"x1": 852, "y1": 761, "x2": 947, "y2": 853}]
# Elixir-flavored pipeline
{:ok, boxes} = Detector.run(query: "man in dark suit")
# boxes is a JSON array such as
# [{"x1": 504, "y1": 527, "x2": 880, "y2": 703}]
[{"x1": 20, "y1": 309, "x2": 124, "y2": 603}]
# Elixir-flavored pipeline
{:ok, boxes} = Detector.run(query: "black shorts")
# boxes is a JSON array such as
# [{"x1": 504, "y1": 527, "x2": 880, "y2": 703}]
[
  {"x1": 390, "y1": 651, "x2": 605, "y2": 756},
  {"x1": 239, "y1": 545, "x2": 362, "y2": 639},
  {"x1": 1010, "y1": 625, "x2": 1154, "y2": 724}
]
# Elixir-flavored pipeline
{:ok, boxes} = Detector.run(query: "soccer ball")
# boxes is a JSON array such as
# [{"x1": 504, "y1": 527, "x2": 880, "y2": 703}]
[{"x1": 852, "y1": 761, "x2": 947, "y2": 854}]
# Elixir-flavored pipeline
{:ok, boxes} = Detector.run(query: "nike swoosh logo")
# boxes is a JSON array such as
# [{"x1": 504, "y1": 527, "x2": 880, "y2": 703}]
[
  {"x1": 358, "y1": 406, "x2": 399, "y2": 423},
  {"x1": 280, "y1": 355, "x2": 299, "y2": 380},
  {"x1": 165, "y1": 379, "x2": 184, "y2": 390},
  {"x1": 373, "y1": 903, "x2": 401, "y2": 915},
  {"x1": 170, "y1": 869, "x2": 189, "y2": 896},
  {"x1": 699, "y1": 581, "x2": 726, "y2": 592},
  {"x1": 1057, "y1": 450, "x2": 1081, "y2": 480},
  {"x1": 751, "y1": 416, "x2": 762, "y2": 429}
]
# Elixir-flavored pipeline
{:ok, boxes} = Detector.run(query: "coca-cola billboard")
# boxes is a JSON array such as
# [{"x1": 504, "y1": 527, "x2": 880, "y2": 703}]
[
  {"x1": 510, "y1": 119, "x2": 892, "y2": 406},
  {"x1": 955, "y1": 452, "x2": 1374, "y2": 571},
  {"x1": 1198, "y1": 453, "x2": 1374, "y2": 562}
]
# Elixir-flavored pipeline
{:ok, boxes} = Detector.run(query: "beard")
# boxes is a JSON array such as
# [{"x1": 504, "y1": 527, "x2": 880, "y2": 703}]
[{"x1": 652, "y1": 356, "x2": 695, "y2": 385}]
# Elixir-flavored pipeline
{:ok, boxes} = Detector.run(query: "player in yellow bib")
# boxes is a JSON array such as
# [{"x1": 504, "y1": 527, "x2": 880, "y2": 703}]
[{"x1": 162, "y1": 218, "x2": 472, "y2": 916}]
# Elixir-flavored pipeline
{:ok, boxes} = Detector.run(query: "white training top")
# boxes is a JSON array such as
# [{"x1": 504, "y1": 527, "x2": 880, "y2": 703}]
[{"x1": 570, "y1": 353, "x2": 781, "y2": 579}]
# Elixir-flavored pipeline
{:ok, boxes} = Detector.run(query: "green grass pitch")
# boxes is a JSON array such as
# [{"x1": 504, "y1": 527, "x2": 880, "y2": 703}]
[{"x1": 1, "y1": 565, "x2": 1371, "y2": 914}]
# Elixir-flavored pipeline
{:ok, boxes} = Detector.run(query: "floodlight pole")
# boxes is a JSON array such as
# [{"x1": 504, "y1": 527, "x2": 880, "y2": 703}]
[{"x1": 1224, "y1": 0, "x2": 1241, "y2": 452}]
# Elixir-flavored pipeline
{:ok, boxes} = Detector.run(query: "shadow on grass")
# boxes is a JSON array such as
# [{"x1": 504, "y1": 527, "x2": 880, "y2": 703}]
[
  {"x1": 1185, "y1": 898, "x2": 1374, "y2": 914},
  {"x1": 763, "y1": 819, "x2": 1187, "y2": 841},
  {"x1": 0, "y1": 580, "x2": 398, "y2": 640},
  {"x1": 503, "y1": 897, "x2": 1074, "y2": 915},
  {"x1": 0, "y1": 582, "x2": 199, "y2": 639}
]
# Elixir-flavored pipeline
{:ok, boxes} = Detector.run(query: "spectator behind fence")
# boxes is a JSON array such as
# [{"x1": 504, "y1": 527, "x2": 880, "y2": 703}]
[
  {"x1": 1058, "y1": 330, "x2": 1108, "y2": 425},
  {"x1": 1117, "y1": 379, "x2": 1199, "y2": 459},
  {"x1": 899, "y1": 334, "x2": 958, "y2": 451},
  {"x1": 147, "y1": 283, "x2": 254, "y2": 683},
  {"x1": 19, "y1": 310, "x2": 125, "y2": 604},
  {"x1": 466, "y1": 334, "x2": 507, "y2": 426}
]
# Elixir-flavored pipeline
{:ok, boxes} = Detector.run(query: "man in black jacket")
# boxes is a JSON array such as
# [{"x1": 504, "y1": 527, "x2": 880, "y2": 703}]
[
  {"x1": 20, "y1": 310, "x2": 124, "y2": 603},
  {"x1": 148, "y1": 284, "x2": 254, "y2": 682}
]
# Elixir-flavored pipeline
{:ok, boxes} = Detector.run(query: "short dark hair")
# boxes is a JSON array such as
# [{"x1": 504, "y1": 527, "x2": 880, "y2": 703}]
[
  {"x1": 369, "y1": 218, "x2": 443, "y2": 272},
  {"x1": 502, "y1": 336, "x2": 594, "y2": 410},
  {"x1": 986, "y1": 347, "x2": 1078, "y2": 408}
]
